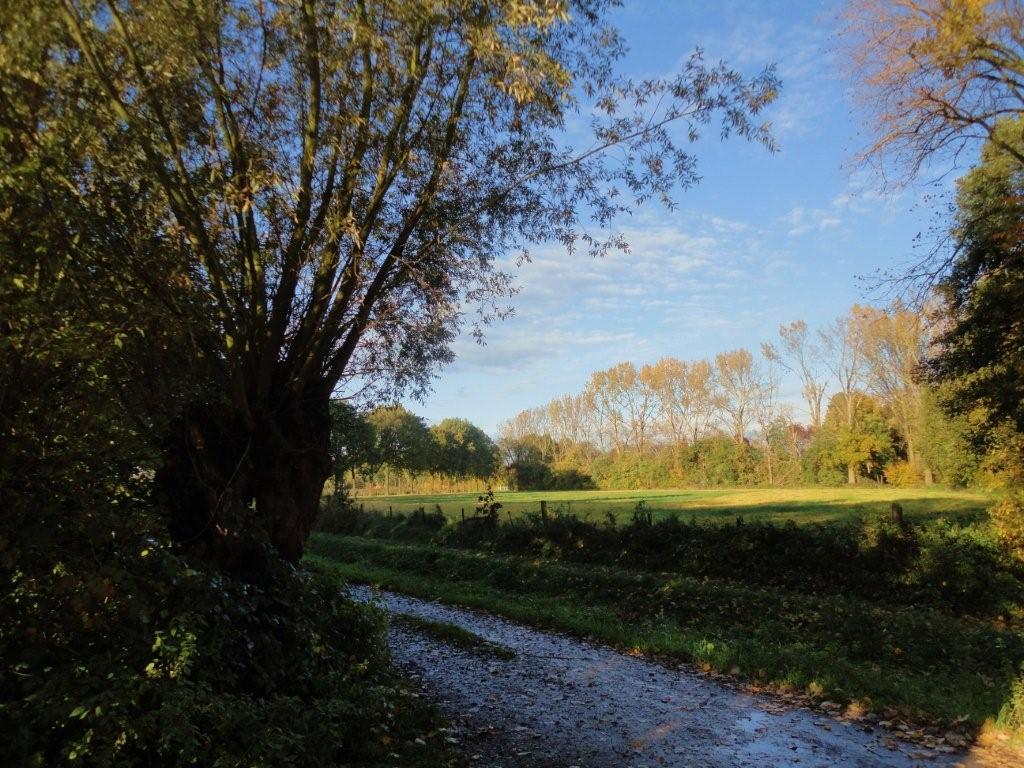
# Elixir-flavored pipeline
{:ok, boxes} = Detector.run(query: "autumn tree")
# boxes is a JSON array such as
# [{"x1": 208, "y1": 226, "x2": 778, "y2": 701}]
[
  {"x1": 645, "y1": 357, "x2": 719, "y2": 447},
  {"x1": 365, "y1": 405, "x2": 432, "y2": 494},
  {"x1": 751, "y1": 354, "x2": 786, "y2": 484},
  {"x1": 844, "y1": 0, "x2": 1024, "y2": 179},
  {"x1": 820, "y1": 308, "x2": 871, "y2": 482},
  {"x1": 763, "y1": 320, "x2": 828, "y2": 429},
  {"x1": 859, "y1": 303, "x2": 934, "y2": 482},
  {"x1": 821, "y1": 392, "x2": 895, "y2": 484},
  {"x1": 545, "y1": 393, "x2": 594, "y2": 465},
  {"x1": 714, "y1": 348, "x2": 772, "y2": 444},
  {"x1": 430, "y1": 417, "x2": 498, "y2": 482},
  {"x1": 586, "y1": 363, "x2": 659, "y2": 454},
  {"x1": 930, "y1": 118, "x2": 1024, "y2": 435},
  {"x1": 6, "y1": 0, "x2": 778, "y2": 564},
  {"x1": 328, "y1": 399, "x2": 375, "y2": 491},
  {"x1": 927, "y1": 116, "x2": 1024, "y2": 547},
  {"x1": 499, "y1": 432, "x2": 555, "y2": 490}
]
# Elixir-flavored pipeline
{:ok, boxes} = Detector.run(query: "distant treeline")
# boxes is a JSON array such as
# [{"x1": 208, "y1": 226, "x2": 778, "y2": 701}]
[
  {"x1": 497, "y1": 303, "x2": 983, "y2": 490},
  {"x1": 331, "y1": 302, "x2": 989, "y2": 493}
]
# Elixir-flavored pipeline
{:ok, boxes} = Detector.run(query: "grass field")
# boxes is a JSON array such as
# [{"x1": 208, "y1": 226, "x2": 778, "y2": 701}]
[{"x1": 352, "y1": 486, "x2": 992, "y2": 525}]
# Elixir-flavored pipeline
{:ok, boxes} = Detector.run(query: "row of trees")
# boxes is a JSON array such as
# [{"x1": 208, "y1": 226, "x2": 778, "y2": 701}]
[
  {"x1": 496, "y1": 303, "x2": 976, "y2": 489},
  {"x1": 330, "y1": 403, "x2": 498, "y2": 494}
]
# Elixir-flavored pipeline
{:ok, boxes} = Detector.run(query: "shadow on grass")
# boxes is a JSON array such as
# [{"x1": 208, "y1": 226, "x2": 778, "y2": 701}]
[
  {"x1": 651, "y1": 497, "x2": 987, "y2": 525},
  {"x1": 344, "y1": 490, "x2": 989, "y2": 527}
]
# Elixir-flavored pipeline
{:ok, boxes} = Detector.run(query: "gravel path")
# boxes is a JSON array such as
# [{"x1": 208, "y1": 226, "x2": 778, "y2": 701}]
[{"x1": 350, "y1": 587, "x2": 970, "y2": 768}]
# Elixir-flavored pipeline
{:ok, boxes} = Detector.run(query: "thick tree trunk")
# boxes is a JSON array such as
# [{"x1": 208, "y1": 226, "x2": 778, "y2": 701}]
[
  {"x1": 155, "y1": 388, "x2": 331, "y2": 570},
  {"x1": 253, "y1": 389, "x2": 332, "y2": 562},
  {"x1": 847, "y1": 463, "x2": 857, "y2": 484}
]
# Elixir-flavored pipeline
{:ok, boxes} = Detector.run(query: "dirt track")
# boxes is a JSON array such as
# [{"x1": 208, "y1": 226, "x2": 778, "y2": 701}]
[{"x1": 351, "y1": 586, "x2": 973, "y2": 768}]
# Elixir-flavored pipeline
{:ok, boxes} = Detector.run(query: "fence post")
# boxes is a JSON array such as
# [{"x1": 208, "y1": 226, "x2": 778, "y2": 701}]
[
  {"x1": 540, "y1": 500, "x2": 548, "y2": 524},
  {"x1": 388, "y1": 506, "x2": 392, "y2": 517},
  {"x1": 890, "y1": 502, "x2": 904, "y2": 527},
  {"x1": 461, "y1": 508, "x2": 465, "y2": 522}
]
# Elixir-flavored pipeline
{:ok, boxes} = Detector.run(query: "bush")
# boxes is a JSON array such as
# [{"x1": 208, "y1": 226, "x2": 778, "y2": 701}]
[
  {"x1": 884, "y1": 460, "x2": 923, "y2": 487},
  {"x1": 548, "y1": 468, "x2": 596, "y2": 490},
  {"x1": 1000, "y1": 668, "x2": 1024, "y2": 731},
  {"x1": 910, "y1": 522, "x2": 1019, "y2": 613},
  {"x1": 317, "y1": 492, "x2": 367, "y2": 534},
  {"x1": 1, "y1": 501, "x2": 455, "y2": 768},
  {"x1": 991, "y1": 492, "x2": 1024, "y2": 563}
]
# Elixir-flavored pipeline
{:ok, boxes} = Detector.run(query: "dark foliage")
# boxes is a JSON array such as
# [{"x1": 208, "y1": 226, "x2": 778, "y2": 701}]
[
  {"x1": 332, "y1": 508, "x2": 1024, "y2": 617},
  {"x1": 1, "y1": 521, "x2": 456, "y2": 766},
  {"x1": 930, "y1": 120, "x2": 1024, "y2": 437}
]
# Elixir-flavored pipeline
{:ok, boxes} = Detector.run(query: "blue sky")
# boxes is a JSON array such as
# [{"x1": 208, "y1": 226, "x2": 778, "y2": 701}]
[{"x1": 406, "y1": 0, "x2": 951, "y2": 434}]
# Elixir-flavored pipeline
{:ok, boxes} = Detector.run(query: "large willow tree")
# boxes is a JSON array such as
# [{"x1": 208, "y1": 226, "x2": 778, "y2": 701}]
[{"x1": 2, "y1": 0, "x2": 777, "y2": 565}]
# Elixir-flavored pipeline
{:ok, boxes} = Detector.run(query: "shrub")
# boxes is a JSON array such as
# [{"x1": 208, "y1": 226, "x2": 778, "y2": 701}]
[
  {"x1": 1000, "y1": 668, "x2": 1024, "y2": 731},
  {"x1": 910, "y1": 522, "x2": 1018, "y2": 613},
  {"x1": 991, "y1": 492, "x2": 1024, "y2": 563},
  {"x1": 346, "y1": 506, "x2": 1024, "y2": 617},
  {"x1": 317, "y1": 491, "x2": 367, "y2": 534},
  {"x1": 2, "y1": 502, "x2": 454, "y2": 768},
  {"x1": 884, "y1": 460, "x2": 923, "y2": 487}
]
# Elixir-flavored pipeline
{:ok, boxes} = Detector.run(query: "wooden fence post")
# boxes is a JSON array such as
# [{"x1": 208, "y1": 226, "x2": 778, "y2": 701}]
[{"x1": 540, "y1": 500, "x2": 548, "y2": 524}]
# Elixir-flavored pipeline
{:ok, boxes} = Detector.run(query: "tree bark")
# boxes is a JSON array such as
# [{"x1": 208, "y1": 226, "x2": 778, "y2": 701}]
[
  {"x1": 253, "y1": 389, "x2": 332, "y2": 562},
  {"x1": 155, "y1": 388, "x2": 331, "y2": 569},
  {"x1": 847, "y1": 463, "x2": 857, "y2": 484}
]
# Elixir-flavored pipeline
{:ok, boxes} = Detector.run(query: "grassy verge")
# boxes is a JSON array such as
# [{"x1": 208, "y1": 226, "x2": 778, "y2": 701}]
[
  {"x1": 392, "y1": 613, "x2": 516, "y2": 660},
  {"x1": 307, "y1": 533, "x2": 1024, "y2": 732}
]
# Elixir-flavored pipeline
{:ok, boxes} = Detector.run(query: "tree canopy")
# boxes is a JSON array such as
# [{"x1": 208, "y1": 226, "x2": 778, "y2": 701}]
[
  {"x1": 844, "y1": 0, "x2": 1024, "y2": 179},
  {"x1": 930, "y1": 117, "x2": 1024, "y2": 436},
  {"x1": 2, "y1": 0, "x2": 779, "y2": 563}
]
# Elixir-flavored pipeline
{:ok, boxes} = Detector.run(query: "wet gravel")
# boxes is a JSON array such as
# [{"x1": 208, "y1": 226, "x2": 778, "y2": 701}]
[{"x1": 350, "y1": 586, "x2": 970, "y2": 768}]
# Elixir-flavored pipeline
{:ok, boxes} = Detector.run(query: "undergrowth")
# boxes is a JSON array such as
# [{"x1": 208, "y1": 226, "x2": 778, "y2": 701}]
[
  {"x1": 1, "y1": 501, "x2": 462, "y2": 768},
  {"x1": 317, "y1": 501, "x2": 1024, "y2": 617}
]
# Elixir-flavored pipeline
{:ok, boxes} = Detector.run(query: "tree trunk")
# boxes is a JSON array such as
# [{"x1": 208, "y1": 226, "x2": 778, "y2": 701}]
[
  {"x1": 847, "y1": 463, "x2": 857, "y2": 484},
  {"x1": 253, "y1": 389, "x2": 331, "y2": 562},
  {"x1": 155, "y1": 388, "x2": 331, "y2": 570}
]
